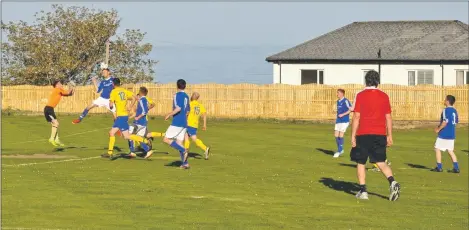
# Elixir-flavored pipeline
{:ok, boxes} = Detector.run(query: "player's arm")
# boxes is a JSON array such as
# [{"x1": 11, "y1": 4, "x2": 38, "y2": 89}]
[
  {"x1": 339, "y1": 101, "x2": 353, "y2": 117},
  {"x1": 165, "y1": 94, "x2": 182, "y2": 120},
  {"x1": 201, "y1": 105, "x2": 207, "y2": 130},
  {"x1": 126, "y1": 91, "x2": 137, "y2": 110},
  {"x1": 109, "y1": 91, "x2": 116, "y2": 110},
  {"x1": 93, "y1": 77, "x2": 101, "y2": 93},
  {"x1": 148, "y1": 98, "x2": 155, "y2": 110},
  {"x1": 350, "y1": 96, "x2": 361, "y2": 147},
  {"x1": 60, "y1": 88, "x2": 74, "y2": 97},
  {"x1": 435, "y1": 109, "x2": 448, "y2": 133},
  {"x1": 384, "y1": 95, "x2": 393, "y2": 147}
]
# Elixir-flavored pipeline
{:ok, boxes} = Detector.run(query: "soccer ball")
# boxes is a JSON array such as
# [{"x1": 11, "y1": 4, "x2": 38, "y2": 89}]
[{"x1": 100, "y1": 62, "x2": 109, "y2": 70}]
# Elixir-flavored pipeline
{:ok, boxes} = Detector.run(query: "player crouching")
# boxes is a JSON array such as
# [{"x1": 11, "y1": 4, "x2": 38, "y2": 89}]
[{"x1": 126, "y1": 87, "x2": 154, "y2": 159}]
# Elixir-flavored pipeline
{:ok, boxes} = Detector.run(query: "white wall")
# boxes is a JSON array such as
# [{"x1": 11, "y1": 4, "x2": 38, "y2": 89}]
[{"x1": 272, "y1": 63, "x2": 468, "y2": 86}]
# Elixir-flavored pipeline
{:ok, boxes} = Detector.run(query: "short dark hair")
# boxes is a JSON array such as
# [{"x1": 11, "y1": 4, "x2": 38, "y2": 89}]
[
  {"x1": 52, "y1": 80, "x2": 62, "y2": 87},
  {"x1": 364, "y1": 70, "x2": 380, "y2": 87},
  {"x1": 177, "y1": 79, "x2": 186, "y2": 90},
  {"x1": 337, "y1": 89, "x2": 345, "y2": 94},
  {"x1": 139, "y1": 86, "x2": 148, "y2": 96},
  {"x1": 446, "y1": 95, "x2": 456, "y2": 105},
  {"x1": 112, "y1": 78, "x2": 121, "y2": 86}
]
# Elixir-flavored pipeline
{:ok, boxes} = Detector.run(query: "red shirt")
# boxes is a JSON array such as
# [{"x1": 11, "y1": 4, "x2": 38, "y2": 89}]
[{"x1": 353, "y1": 87, "x2": 391, "y2": 136}]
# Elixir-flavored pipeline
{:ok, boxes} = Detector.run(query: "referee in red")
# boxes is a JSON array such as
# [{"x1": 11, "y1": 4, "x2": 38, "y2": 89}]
[{"x1": 350, "y1": 70, "x2": 400, "y2": 201}]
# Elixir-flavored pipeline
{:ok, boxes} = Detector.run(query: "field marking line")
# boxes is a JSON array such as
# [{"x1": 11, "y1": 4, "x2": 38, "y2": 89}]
[
  {"x1": 4, "y1": 127, "x2": 109, "y2": 145},
  {"x1": 2, "y1": 156, "x2": 101, "y2": 167}
]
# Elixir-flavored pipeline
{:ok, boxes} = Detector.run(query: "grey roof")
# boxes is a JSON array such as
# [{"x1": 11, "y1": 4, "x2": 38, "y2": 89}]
[{"x1": 266, "y1": 20, "x2": 469, "y2": 62}]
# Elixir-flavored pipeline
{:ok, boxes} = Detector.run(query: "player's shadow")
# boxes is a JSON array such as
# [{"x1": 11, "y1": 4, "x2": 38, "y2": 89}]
[
  {"x1": 462, "y1": 150, "x2": 469, "y2": 153},
  {"x1": 316, "y1": 148, "x2": 335, "y2": 156},
  {"x1": 165, "y1": 160, "x2": 183, "y2": 167},
  {"x1": 319, "y1": 177, "x2": 388, "y2": 200},
  {"x1": 405, "y1": 163, "x2": 431, "y2": 170},
  {"x1": 188, "y1": 152, "x2": 203, "y2": 159},
  {"x1": 53, "y1": 146, "x2": 86, "y2": 152},
  {"x1": 100, "y1": 146, "x2": 123, "y2": 152},
  {"x1": 338, "y1": 163, "x2": 357, "y2": 168}
]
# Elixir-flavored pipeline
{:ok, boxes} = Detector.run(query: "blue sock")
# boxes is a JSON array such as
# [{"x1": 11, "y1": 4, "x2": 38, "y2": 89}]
[
  {"x1": 170, "y1": 141, "x2": 185, "y2": 153},
  {"x1": 128, "y1": 140, "x2": 135, "y2": 152},
  {"x1": 140, "y1": 143, "x2": 150, "y2": 152},
  {"x1": 79, "y1": 108, "x2": 89, "y2": 119},
  {"x1": 335, "y1": 137, "x2": 340, "y2": 152},
  {"x1": 338, "y1": 137, "x2": 344, "y2": 152},
  {"x1": 453, "y1": 162, "x2": 459, "y2": 170},
  {"x1": 437, "y1": 163, "x2": 443, "y2": 170}
]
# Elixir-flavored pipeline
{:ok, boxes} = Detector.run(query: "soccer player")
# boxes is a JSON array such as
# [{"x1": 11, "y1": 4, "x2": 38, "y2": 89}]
[
  {"x1": 184, "y1": 92, "x2": 211, "y2": 160},
  {"x1": 127, "y1": 87, "x2": 153, "y2": 159},
  {"x1": 350, "y1": 70, "x2": 400, "y2": 201},
  {"x1": 432, "y1": 95, "x2": 460, "y2": 173},
  {"x1": 333, "y1": 89, "x2": 352, "y2": 158},
  {"x1": 163, "y1": 79, "x2": 190, "y2": 169},
  {"x1": 72, "y1": 65, "x2": 116, "y2": 124},
  {"x1": 103, "y1": 78, "x2": 150, "y2": 158},
  {"x1": 44, "y1": 80, "x2": 74, "y2": 147}
]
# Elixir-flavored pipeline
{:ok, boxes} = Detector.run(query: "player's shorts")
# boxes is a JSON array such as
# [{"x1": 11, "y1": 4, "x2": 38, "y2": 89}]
[
  {"x1": 165, "y1": 125, "x2": 187, "y2": 141},
  {"x1": 187, "y1": 126, "x2": 198, "y2": 137},
  {"x1": 434, "y1": 138, "x2": 455, "y2": 151},
  {"x1": 92, "y1": 97, "x2": 116, "y2": 112},
  {"x1": 350, "y1": 135, "x2": 387, "y2": 164},
  {"x1": 113, "y1": 116, "x2": 129, "y2": 131},
  {"x1": 129, "y1": 124, "x2": 148, "y2": 137},
  {"x1": 334, "y1": 122, "x2": 349, "y2": 133},
  {"x1": 44, "y1": 106, "x2": 57, "y2": 122}
]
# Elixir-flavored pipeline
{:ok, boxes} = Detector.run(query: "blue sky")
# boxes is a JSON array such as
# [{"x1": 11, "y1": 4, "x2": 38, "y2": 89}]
[{"x1": 2, "y1": 2, "x2": 468, "y2": 47}]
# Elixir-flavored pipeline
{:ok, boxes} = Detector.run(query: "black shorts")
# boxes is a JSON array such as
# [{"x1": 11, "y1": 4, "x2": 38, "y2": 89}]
[
  {"x1": 350, "y1": 135, "x2": 387, "y2": 164},
  {"x1": 44, "y1": 106, "x2": 57, "y2": 122}
]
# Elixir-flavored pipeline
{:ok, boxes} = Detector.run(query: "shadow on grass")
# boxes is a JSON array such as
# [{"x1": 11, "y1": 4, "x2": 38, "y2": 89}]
[
  {"x1": 462, "y1": 150, "x2": 469, "y2": 153},
  {"x1": 405, "y1": 163, "x2": 431, "y2": 170},
  {"x1": 100, "y1": 146, "x2": 123, "y2": 152},
  {"x1": 189, "y1": 152, "x2": 203, "y2": 159},
  {"x1": 165, "y1": 160, "x2": 182, "y2": 167},
  {"x1": 53, "y1": 146, "x2": 86, "y2": 152},
  {"x1": 338, "y1": 163, "x2": 357, "y2": 168},
  {"x1": 319, "y1": 177, "x2": 388, "y2": 200},
  {"x1": 316, "y1": 148, "x2": 334, "y2": 156}
]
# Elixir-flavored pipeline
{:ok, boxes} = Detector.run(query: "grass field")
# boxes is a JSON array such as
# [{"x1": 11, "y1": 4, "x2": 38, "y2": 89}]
[{"x1": 2, "y1": 114, "x2": 468, "y2": 229}]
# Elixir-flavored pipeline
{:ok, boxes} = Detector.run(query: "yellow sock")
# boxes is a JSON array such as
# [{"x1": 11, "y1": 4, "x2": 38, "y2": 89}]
[
  {"x1": 129, "y1": 134, "x2": 146, "y2": 143},
  {"x1": 50, "y1": 126, "x2": 58, "y2": 140},
  {"x1": 373, "y1": 164, "x2": 378, "y2": 168},
  {"x1": 150, "y1": 132, "x2": 164, "y2": 137},
  {"x1": 195, "y1": 139, "x2": 207, "y2": 151},
  {"x1": 108, "y1": 136, "x2": 116, "y2": 154},
  {"x1": 184, "y1": 139, "x2": 190, "y2": 149}
]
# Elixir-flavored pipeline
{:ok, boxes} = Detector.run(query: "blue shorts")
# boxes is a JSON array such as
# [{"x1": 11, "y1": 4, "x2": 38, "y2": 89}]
[
  {"x1": 113, "y1": 116, "x2": 129, "y2": 131},
  {"x1": 187, "y1": 126, "x2": 197, "y2": 137}
]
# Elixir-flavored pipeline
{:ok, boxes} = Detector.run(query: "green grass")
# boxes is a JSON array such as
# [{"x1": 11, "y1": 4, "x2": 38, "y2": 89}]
[{"x1": 2, "y1": 115, "x2": 468, "y2": 229}]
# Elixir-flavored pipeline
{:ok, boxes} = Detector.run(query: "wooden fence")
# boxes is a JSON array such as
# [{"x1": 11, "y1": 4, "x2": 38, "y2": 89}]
[{"x1": 2, "y1": 84, "x2": 468, "y2": 122}]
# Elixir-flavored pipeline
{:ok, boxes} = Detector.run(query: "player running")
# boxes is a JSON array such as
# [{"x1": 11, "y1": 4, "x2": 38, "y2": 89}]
[
  {"x1": 103, "y1": 78, "x2": 150, "y2": 159},
  {"x1": 333, "y1": 89, "x2": 351, "y2": 158},
  {"x1": 184, "y1": 92, "x2": 211, "y2": 160},
  {"x1": 72, "y1": 64, "x2": 116, "y2": 124},
  {"x1": 432, "y1": 95, "x2": 460, "y2": 173},
  {"x1": 44, "y1": 80, "x2": 74, "y2": 147},
  {"x1": 127, "y1": 87, "x2": 154, "y2": 159},
  {"x1": 163, "y1": 79, "x2": 190, "y2": 169}
]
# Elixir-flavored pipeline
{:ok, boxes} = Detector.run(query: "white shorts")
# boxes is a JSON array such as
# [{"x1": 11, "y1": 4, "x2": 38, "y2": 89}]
[
  {"x1": 334, "y1": 122, "x2": 349, "y2": 133},
  {"x1": 92, "y1": 97, "x2": 116, "y2": 113},
  {"x1": 129, "y1": 124, "x2": 147, "y2": 137},
  {"x1": 165, "y1": 125, "x2": 187, "y2": 141},
  {"x1": 434, "y1": 138, "x2": 455, "y2": 151}
]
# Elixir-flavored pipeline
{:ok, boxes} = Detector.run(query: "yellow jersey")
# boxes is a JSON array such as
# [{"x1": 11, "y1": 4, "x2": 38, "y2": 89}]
[
  {"x1": 109, "y1": 87, "x2": 134, "y2": 117},
  {"x1": 187, "y1": 100, "x2": 206, "y2": 128},
  {"x1": 147, "y1": 97, "x2": 155, "y2": 108}
]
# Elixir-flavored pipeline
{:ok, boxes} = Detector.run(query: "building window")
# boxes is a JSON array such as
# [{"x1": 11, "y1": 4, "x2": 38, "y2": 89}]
[
  {"x1": 456, "y1": 70, "x2": 469, "y2": 85},
  {"x1": 408, "y1": 70, "x2": 434, "y2": 85},
  {"x1": 301, "y1": 70, "x2": 324, "y2": 85}
]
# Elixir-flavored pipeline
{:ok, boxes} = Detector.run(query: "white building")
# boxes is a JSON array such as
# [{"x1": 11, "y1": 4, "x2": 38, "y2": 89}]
[{"x1": 266, "y1": 20, "x2": 469, "y2": 86}]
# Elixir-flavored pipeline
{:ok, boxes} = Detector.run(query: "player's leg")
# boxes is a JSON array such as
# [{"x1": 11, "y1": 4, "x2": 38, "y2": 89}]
[
  {"x1": 372, "y1": 135, "x2": 400, "y2": 201},
  {"x1": 446, "y1": 140, "x2": 459, "y2": 173},
  {"x1": 350, "y1": 140, "x2": 369, "y2": 200},
  {"x1": 73, "y1": 103, "x2": 98, "y2": 124},
  {"x1": 333, "y1": 126, "x2": 340, "y2": 156},
  {"x1": 127, "y1": 125, "x2": 137, "y2": 157},
  {"x1": 191, "y1": 134, "x2": 210, "y2": 160},
  {"x1": 176, "y1": 131, "x2": 189, "y2": 168},
  {"x1": 432, "y1": 138, "x2": 445, "y2": 172},
  {"x1": 49, "y1": 119, "x2": 59, "y2": 146},
  {"x1": 104, "y1": 127, "x2": 119, "y2": 158},
  {"x1": 184, "y1": 132, "x2": 191, "y2": 149}
]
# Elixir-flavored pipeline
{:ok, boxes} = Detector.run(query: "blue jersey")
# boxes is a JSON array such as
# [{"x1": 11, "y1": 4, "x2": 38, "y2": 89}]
[
  {"x1": 438, "y1": 107, "x2": 458, "y2": 140},
  {"x1": 336, "y1": 98, "x2": 351, "y2": 123},
  {"x1": 134, "y1": 96, "x2": 149, "y2": 126},
  {"x1": 97, "y1": 77, "x2": 114, "y2": 99},
  {"x1": 171, "y1": 91, "x2": 190, "y2": 127}
]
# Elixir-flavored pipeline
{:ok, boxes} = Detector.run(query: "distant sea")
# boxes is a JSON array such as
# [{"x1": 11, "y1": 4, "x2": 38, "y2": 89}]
[{"x1": 151, "y1": 45, "x2": 289, "y2": 85}]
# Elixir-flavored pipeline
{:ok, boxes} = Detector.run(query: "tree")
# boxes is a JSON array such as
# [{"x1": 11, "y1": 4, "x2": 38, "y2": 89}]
[{"x1": 1, "y1": 4, "x2": 156, "y2": 85}]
